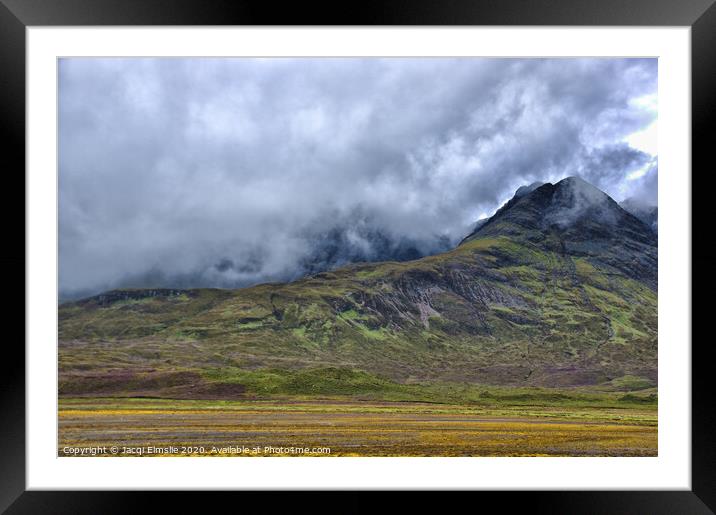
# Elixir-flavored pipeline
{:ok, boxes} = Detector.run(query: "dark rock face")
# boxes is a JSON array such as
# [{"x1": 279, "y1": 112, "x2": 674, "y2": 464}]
[
  {"x1": 464, "y1": 177, "x2": 658, "y2": 290},
  {"x1": 514, "y1": 181, "x2": 546, "y2": 199}
]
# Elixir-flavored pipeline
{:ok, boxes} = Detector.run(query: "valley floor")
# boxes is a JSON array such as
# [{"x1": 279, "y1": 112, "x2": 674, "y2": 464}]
[{"x1": 58, "y1": 397, "x2": 657, "y2": 457}]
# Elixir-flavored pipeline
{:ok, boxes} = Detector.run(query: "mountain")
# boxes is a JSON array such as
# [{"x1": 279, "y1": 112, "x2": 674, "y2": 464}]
[
  {"x1": 59, "y1": 177, "x2": 657, "y2": 398},
  {"x1": 620, "y1": 197, "x2": 658, "y2": 234},
  {"x1": 465, "y1": 177, "x2": 657, "y2": 288}
]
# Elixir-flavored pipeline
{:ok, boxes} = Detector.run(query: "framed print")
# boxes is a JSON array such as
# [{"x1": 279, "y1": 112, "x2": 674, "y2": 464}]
[{"x1": 3, "y1": 0, "x2": 715, "y2": 512}]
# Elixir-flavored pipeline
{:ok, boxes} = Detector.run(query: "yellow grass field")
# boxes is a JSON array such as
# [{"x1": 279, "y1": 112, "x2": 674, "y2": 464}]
[{"x1": 58, "y1": 398, "x2": 657, "y2": 457}]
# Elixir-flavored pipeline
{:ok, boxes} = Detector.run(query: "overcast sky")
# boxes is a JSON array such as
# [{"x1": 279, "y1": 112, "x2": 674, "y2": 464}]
[{"x1": 59, "y1": 58, "x2": 657, "y2": 298}]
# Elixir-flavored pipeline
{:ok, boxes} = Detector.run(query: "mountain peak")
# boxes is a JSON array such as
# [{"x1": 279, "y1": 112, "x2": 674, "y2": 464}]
[
  {"x1": 545, "y1": 176, "x2": 615, "y2": 228},
  {"x1": 558, "y1": 175, "x2": 592, "y2": 186},
  {"x1": 461, "y1": 176, "x2": 657, "y2": 288},
  {"x1": 467, "y1": 176, "x2": 637, "y2": 239},
  {"x1": 554, "y1": 175, "x2": 610, "y2": 199}
]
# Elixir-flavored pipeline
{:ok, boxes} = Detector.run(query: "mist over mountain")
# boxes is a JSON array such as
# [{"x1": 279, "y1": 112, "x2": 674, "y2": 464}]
[
  {"x1": 59, "y1": 209, "x2": 461, "y2": 301},
  {"x1": 59, "y1": 58, "x2": 658, "y2": 300},
  {"x1": 620, "y1": 197, "x2": 658, "y2": 234}
]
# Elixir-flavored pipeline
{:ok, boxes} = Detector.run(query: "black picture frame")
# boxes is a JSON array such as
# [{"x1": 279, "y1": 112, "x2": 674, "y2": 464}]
[{"x1": 3, "y1": 0, "x2": 714, "y2": 512}]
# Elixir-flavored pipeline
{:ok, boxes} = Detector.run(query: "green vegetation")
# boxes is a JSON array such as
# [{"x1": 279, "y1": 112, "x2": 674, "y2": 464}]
[
  {"x1": 59, "y1": 225, "x2": 657, "y2": 399},
  {"x1": 60, "y1": 363, "x2": 656, "y2": 410}
]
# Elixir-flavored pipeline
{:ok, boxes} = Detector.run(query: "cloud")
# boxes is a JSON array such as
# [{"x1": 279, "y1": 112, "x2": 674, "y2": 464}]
[{"x1": 59, "y1": 57, "x2": 657, "y2": 298}]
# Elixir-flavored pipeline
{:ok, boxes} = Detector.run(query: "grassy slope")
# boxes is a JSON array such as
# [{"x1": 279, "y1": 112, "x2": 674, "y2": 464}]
[{"x1": 59, "y1": 233, "x2": 657, "y2": 400}]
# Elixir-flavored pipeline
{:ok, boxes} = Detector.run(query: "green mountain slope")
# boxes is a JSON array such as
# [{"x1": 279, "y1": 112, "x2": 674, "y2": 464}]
[{"x1": 59, "y1": 177, "x2": 657, "y2": 398}]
